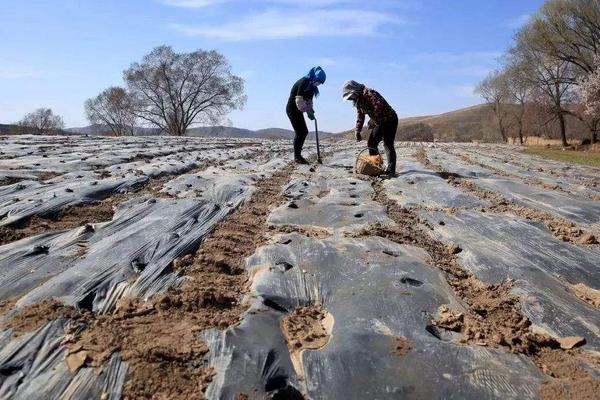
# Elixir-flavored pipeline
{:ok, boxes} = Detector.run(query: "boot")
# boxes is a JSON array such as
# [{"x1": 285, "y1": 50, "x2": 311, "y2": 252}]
[{"x1": 295, "y1": 155, "x2": 309, "y2": 164}]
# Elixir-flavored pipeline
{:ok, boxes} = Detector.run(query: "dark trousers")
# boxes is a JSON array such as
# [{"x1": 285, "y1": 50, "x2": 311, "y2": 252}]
[
  {"x1": 287, "y1": 105, "x2": 308, "y2": 158},
  {"x1": 368, "y1": 115, "x2": 398, "y2": 173}
]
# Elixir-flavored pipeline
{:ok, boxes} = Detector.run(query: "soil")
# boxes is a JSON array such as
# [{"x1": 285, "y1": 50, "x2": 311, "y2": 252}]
[
  {"x1": 369, "y1": 178, "x2": 600, "y2": 399},
  {"x1": 572, "y1": 283, "x2": 600, "y2": 308},
  {"x1": 392, "y1": 336, "x2": 414, "y2": 356},
  {"x1": 61, "y1": 164, "x2": 295, "y2": 400},
  {"x1": 0, "y1": 177, "x2": 26, "y2": 186},
  {"x1": 281, "y1": 303, "x2": 333, "y2": 380},
  {"x1": 0, "y1": 299, "x2": 88, "y2": 336},
  {"x1": 0, "y1": 298, "x2": 17, "y2": 318},
  {"x1": 272, "y1": 224, "x2": 332, "y2": 239},
  {"x1": 536, "y1": 348, "x2": 600, "y2": 400}
]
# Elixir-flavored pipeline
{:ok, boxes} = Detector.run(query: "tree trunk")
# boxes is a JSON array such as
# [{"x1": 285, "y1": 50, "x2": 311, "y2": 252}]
[
  {"x1": 558, "y1": 113, "x2": 568, "y2": 147},
  {"x1": 517, "y1": 121, "x2": 524, "y2": 145}
]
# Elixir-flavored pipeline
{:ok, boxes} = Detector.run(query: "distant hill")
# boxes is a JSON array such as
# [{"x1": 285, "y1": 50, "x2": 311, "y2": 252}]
[
  {"x1": 332, "y1": 104, "x2": 508, "y2": 143},
  {"x1": 396, "y1": 104, "x2": 501, "y2": 142},
  {"x1": 65, "y1": 124, "x2": 331, "y2": 139},
  {"x1": 332, "y1": 103, "x2": 593, "y2": 143}
]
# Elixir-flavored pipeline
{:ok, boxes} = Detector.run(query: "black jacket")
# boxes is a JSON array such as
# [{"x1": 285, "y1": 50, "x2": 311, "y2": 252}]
[{"x1": 287, "y1": 77, "x2": 316, "y2": 114}]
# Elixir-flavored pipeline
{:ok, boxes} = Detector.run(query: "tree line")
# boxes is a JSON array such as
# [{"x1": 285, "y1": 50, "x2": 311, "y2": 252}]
[
  {"x1": 15, "y1": 46, "x2": 246, "y2": 137},
  {"x1": 476, "y1": 0, "x2": 600, "y2": 146}
]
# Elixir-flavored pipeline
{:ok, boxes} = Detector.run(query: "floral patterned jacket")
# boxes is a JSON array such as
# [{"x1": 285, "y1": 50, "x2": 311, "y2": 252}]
[{"x1": 355, "y1": 88, "x2": 397, "y2": 133}]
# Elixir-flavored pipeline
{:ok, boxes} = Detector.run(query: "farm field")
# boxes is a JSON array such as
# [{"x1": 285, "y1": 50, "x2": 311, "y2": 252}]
[{"x1": 0, "y1": 135, "x2": 599, "y2": 399}]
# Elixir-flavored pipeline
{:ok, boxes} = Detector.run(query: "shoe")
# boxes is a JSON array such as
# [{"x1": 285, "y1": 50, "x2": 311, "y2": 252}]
[
  {"x1": 384, "y1": 169, "x2": 396, "y2": 177},
  {"x1": 295, "y1": 156, "x2": 309, "y2": 165}
]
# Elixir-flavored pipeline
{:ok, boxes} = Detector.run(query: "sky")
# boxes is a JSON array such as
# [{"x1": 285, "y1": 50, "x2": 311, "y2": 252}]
[{"x1": 0, "y1": 0, "x2": 546, "y2": 132}]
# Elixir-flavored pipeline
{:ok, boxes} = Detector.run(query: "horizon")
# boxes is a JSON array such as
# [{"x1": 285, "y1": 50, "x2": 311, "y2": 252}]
[{"x1": 0, "y1": 0, "x2": 544, "y2": 132}]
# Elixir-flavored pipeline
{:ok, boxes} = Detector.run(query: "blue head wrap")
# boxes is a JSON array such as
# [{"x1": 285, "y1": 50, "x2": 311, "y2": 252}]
[{"x1": 305, "y1": 66, "x2": 326, "y2": 97}]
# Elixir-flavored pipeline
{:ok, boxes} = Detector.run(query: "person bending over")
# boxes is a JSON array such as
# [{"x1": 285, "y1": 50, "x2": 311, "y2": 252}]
[
  {"x1": 286, "y1": 66, "x2": 326, "y2": 164},
  {"x1": 342, "y1": 80, "x2": 398, "y2": 175}
]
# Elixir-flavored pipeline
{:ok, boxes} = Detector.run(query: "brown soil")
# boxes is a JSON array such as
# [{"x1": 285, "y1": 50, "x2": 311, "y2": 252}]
[
  {"x1": 281, "y1": 303, "x2": 333, "y2": 380},
  {"x1": 0, "y1": 298, "x2": 17, "y2": 317},
  {"x1": 536, "y1": 348, "x2": 600, "y2": 400},
  {"x1": 392, "y1": 336, "x2": 414, "y2": 356},
  {"x1": 272, "y1": 224, "x2": 332, "y2": 239},
  {"x1": 0, "y1": 299, "x2": 88, "y2": 336},
  {"x1": 38, "y1": 171, "x2": 62, "y2": 181},
  {"x1": 62, "y1": 164, "x2": 295, "y2": 400},
  {"x1": 0, "y1": 176, "x2": 27, "y2": 186},
  {"x1": 572, "y1": 283, "x2": 600, "y2": 308},
  {"x1": 415, "y1": 148, "x2": 597, "y2": 245},
  {"x1": 369, "y1": 178, "x2": 600, "y2": 398}
]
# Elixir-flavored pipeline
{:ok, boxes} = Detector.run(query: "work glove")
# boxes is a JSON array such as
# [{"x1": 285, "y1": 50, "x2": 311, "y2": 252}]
[
  {"x1": 355, "y1": 130, "x2": 362, "y2": 142},
  {"x1": 307, "y1": 110, "x2": 315, "y2": 120}
]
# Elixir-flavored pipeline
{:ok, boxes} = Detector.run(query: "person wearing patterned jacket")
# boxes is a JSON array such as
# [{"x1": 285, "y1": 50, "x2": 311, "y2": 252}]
[
  {"x1": 287, "y1": 66, "x2": 326, "y2": 164},
  {"x1": 343, "y1": 80, "x2": 398, "y2": 175}
]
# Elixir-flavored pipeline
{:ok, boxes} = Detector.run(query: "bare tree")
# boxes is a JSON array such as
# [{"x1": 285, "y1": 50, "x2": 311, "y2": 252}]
[
  {"x1": 85, "y1": 87, "x2": 137, "y2": 136},
  {"x1": 524, "y1": 0, "x2": 600, "y2": 75},
  {"x1": 505, "y1": 61, "x2": 533, "y2": 144},
  {"x1": 124, "y1": 46, "x2": 246, "y2": 136},
  {"x1": 475, "y1": 70, "x2": 512, "y2": 142},
  {"x1": 514, "y1": 25, "x2": 579, "y2": 147},
  {"x1": 18, "y1": 108, "x2": 65, "y2": 135}
]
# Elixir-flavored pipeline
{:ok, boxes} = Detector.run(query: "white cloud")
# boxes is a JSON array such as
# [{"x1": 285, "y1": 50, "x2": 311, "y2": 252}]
[
  {"x1": 170, "y1": 9, "x2": 400, "y2": 41},
  {"x1": 504, "y1": 13, "x2": 530, "y2": 29}
]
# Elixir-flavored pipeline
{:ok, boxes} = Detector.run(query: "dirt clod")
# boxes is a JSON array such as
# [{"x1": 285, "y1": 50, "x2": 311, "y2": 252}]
[
  {"x1": 282, "y1": 303, "x2": 333, "y2": 380},
  {"x1": 573, "y1": 283, "x2": 600, "y2": 308},
  {"x1": 393, "y1": 336, "x2": 414, "y2": 356},
  {"x1": 1, "y1": 299, "x2": 88, "y2": 336},
  {"x1": 557, "y1": 336, "x2": 586, "y2": 350}
]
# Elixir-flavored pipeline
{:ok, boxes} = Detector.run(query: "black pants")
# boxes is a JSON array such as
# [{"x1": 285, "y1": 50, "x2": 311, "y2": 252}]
[
  {"x1": 368, "y1": 116, "x2": 398, "y2": 173},
  {"x1": 287, "y1": 105, "x2": 308, "y2": 158}
]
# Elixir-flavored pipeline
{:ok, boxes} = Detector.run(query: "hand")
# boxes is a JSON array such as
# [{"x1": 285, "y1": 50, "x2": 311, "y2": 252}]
[
  {"x1": 307, "y1": 110, "x2": 315, "y2": 120},
  {"x1": 355, "y1": 130, "x2": 362, "y2": 141}
]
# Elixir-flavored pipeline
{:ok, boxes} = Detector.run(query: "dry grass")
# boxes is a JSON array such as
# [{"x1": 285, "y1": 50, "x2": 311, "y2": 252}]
[{"x1": 524, "y1": 146, "x2": 600, "y2": 168}]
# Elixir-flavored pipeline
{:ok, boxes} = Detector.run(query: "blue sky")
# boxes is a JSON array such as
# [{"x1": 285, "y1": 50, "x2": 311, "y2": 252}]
[{"x1": 0, "y1": 0, "x2": 545, "y2": 132}]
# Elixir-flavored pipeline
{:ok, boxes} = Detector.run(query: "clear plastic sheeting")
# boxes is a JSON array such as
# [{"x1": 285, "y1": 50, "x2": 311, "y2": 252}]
[
  {"x1": 420, "y1": 210, "x2": 600, "y2": 349},
  {"x1": 384, "y1": 160, "x2": 488, "y2": 209},
  {"x1": 162, "y1": 158, "x2": 288, "y2": 207},
  {"x1": 473, "y1": 177, "x2": 600, "y2": 226},
  {"x1": 428, "y1": 148, "x2": 494, "y2": 178},
  {"x1": 0, "y1": 319, "x2": 128, "y2": 399},
  {"x1": 0, "y1": 140, "x2": 288, "y2": 399},
  {"x1": 269, "y1": 153, "x2": 394, "y2": 233},
  {"x1": 426, "y1": 147, "x2": 600, "y2": 227},
  {"x1": 0, "y1": 175, "x2": 148, "y2": 227},
  {"x1": 0, "y1": 135, "x2": 263, "y2": 175},
  {"x1": 458, "y1": 148, "x2": 600, "y2": 199},
  {"x1": 0, "y1": 138, "x2": 271, "y2": 228},
  {"x1": 8, "y1": 196, "x2": 224, "y2": 310},
  {"x1": 205, "y1": 233, "x2": 543, "y2": 399}
]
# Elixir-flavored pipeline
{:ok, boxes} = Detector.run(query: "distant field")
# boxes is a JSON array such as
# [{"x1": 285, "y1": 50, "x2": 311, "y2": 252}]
[{"x1": 524, "y1": 146, "x2": 600, "y2": 168}]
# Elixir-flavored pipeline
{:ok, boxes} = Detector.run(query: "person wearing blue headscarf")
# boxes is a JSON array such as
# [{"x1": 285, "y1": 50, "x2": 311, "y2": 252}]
[{"x1": 286, "y1": 66, "x2": 326, "y2": 164}]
